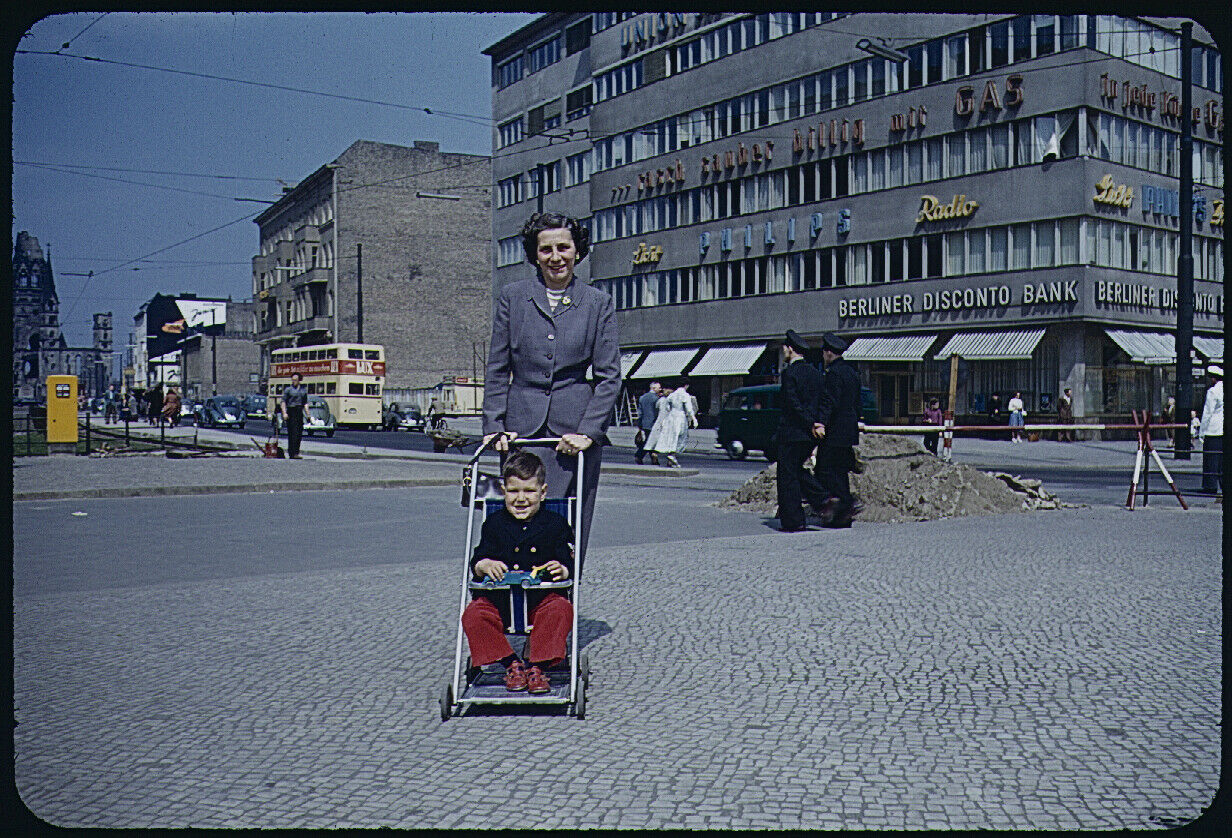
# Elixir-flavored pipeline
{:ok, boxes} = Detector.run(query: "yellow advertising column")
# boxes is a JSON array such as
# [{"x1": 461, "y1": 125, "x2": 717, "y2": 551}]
[{"x1": 46, "y1": 375, "x2": 80, "y2": 451}]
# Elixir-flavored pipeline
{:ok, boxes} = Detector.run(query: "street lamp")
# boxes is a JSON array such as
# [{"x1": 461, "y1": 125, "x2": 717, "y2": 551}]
[{"x1": 856, "y1": 37, "x2": 909, "y2": 64}]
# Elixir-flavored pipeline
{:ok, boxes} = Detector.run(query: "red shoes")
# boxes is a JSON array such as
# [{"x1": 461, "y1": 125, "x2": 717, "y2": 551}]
[
  {"x1": 504, "y1": 660, "x2": 528, "y2": 691},
  {"x1": 526, "y1": 665, "x2": 551, "y2": 695}
]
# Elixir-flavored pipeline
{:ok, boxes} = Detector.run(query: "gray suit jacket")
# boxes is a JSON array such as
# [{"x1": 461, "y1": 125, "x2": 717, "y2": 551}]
[{"x1": 483, "y1": 277, "x2": 622, "y2": 443}]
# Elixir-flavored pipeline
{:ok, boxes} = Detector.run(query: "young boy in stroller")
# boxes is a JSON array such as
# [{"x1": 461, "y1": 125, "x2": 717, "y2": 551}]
[{"x1": 461, "y1": 450, "x2": 574, "y2": 695}]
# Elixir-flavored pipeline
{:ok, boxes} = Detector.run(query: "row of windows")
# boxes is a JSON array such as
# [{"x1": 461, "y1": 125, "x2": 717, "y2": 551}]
[
  {"x1": 668, "y1": 13, "x2": 846, "y2": 75},
  {"x1": 497, "y1": 151, "x2": 593, "y2": 209},
  {"x1": 591, "y1": 108, "x2": 1224, "y2": 243},
  {"x1": 497, "y1": 117, "x2": 524, "y2": 149},
  {"x1": 594, "y1": 59, "x2": 643, "y2": 103},
  {"x1": 1093, "y1": 112, "x2": 1224, "y2": 186},
  {"x1": 590, "y1": 14, "x2": 1220, "y2": 171},
  {"x1": 496, "y1": 19, "x2": 593, "y2": 89},
  {"x1": 594, "y1": 218, "x2": 1224, "y2": 310},
  {"x1": 591, "y1": 13, "x2": 637, "y2": 34}
]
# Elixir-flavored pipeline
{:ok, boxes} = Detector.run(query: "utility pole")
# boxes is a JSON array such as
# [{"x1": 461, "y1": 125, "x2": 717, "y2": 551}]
[
  {"x1": 355, "y1": 242, "x2": 364, "y2": 344},
  {"x1": 536, "y1": 165, "x2": 544, "y2": 214},
  {"x1": 211, "y1": 307, "x2": 218, "y2": 395},
  {"x1": 1174, "y1": 21, "x2": 1194, "y2": 459}
]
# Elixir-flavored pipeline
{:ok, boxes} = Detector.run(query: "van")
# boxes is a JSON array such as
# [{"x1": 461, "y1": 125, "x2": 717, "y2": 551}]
[{"x1": 717, "y1": 383, "x2": 879, "y2": 460}]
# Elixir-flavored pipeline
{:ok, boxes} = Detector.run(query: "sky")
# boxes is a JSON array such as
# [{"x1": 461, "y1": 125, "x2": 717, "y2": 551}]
[{"x1": 12, "y1": 11, "x2": 541, "y2": 350}]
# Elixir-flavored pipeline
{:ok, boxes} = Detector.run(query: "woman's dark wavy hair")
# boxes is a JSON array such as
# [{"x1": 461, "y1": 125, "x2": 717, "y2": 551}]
[{"x1": 521, "y1": 212, "x2": 591, "y2": 267}]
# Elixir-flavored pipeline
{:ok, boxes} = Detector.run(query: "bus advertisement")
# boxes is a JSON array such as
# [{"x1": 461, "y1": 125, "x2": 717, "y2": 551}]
[{"x1": 268, "y1": 343, "x2": 385, "y2": 429}]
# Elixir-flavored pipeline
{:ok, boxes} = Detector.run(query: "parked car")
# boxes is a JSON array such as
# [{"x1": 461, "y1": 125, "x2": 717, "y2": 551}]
[
  {"x1": 194, "y1": 395, "x2": 247, "y2": 429},
  {"x1": 179, "y1": 399, "x2": 198, "y2": 425},
  {"x1": 242, "y1": 393, "x2": 268, "y2": 418},
  {"x1": 382, "y1": 403, "x2": 425, "y2": 432},
  {"x1": 716, "y1": 382, "x2": 878, "y2": 460},
  {"x1": 304, "y1": 395, "x2": 336, "y2": 437}
]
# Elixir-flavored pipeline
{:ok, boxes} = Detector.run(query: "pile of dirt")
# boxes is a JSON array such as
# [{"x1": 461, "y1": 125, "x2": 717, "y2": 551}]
[{"x1": 717, "y1": 433, "x2": 1075, "y2": 522}]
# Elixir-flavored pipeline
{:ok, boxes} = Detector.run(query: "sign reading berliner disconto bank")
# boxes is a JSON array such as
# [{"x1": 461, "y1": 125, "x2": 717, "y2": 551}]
[{"x1": 916, "y1": 195, "x2": 979, "y2": 223}]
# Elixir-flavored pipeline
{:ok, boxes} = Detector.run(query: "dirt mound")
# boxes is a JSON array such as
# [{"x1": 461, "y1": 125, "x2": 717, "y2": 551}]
[{"x1": 717, "y1": 433, "x2": 1074, "y2": 522}]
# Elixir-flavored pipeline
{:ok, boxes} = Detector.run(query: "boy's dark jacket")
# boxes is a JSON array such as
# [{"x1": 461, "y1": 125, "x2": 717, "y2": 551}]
[{"x1": 470, "y1": 507, "x2": 574, "y2": 609}]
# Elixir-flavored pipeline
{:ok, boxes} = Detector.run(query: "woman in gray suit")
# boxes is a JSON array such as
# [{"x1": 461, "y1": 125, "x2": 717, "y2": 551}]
[{"x1": 482, "y1": 212, "x2": 622, "y2": 572}]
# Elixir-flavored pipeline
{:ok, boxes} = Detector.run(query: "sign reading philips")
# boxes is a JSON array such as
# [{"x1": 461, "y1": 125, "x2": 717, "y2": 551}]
[{"x1": 1141, "y1": 184, "x2": 1209, "y2": 222}]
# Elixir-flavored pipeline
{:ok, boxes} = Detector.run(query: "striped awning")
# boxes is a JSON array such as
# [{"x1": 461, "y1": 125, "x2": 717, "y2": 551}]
[
  {"x1": 936, "y1": 329, "x2": 1046, "y2": 361},
  {"x1": 688, "y1": 344, "x2": 767, "y2": 376},
  {"x1": 627, "y1": 347, "x2": 701, "y2": 379},
  {"x1": 1193, "y1": 335, "x2": 1224, "y2": 364},
  {"x1": 1104, "y1": 329, "x2": 1176, "y2": 365},
  {"x1": 843, "y1": 335, "x2": 938, "y2": 362},
  {"x1": 587, "y1": 351, "x2": 643, "y2": 381}
]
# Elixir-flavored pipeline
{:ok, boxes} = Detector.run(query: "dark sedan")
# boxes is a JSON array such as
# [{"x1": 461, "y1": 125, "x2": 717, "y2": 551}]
[{"x1": 194, "y1": 395, "x2": 247, "y2": 429}]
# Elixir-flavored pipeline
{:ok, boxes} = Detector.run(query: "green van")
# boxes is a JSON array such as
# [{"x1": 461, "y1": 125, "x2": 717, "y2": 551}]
[{"x1": 717, "y1": 383, "x2": 879, "y2": 460}]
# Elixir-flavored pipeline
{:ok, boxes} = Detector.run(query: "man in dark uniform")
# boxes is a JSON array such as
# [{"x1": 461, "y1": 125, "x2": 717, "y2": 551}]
[
  {"x1": 775, "y1": 329, "x2": 829, "y2": 533},
  {"x1": 814, "y1": 332, "x2": 863, "y2": 528}
]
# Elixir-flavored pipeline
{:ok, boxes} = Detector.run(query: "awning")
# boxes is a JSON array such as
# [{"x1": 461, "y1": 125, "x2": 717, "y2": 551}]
[
  {"x1": 627, "y1": 347, "x2": 701, "y2": 379},
  {"x1": 1104, "y1": 329, "x2": 1176, "y2": 364},
  {"x1": 1193, "y1": 335, "x2": 1224, "y2": 364},
  {"x1": 935, "y1": 328, "x2": 1046, "y2": 360},
  {"x1": 688, "y1": 344, "x2": 767, "y2": 376},
  {"x1": 619, "y1": 351, "x2": 644, "y2": 376},
  {"x1": 843, "y1": 335, "x2": 938, "y2": 362}
]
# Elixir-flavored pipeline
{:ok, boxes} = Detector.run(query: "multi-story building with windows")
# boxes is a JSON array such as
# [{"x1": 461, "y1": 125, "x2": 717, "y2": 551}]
[
  {"x1": 251, "y1": 139, "x2": 492, "y2": 391},
  {"x1": 486, "y1": 13, "x2": 1223, "y2": 423}
]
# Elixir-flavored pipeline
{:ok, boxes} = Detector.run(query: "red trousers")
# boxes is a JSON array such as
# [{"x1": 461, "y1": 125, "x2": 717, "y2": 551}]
[{"x1": 461, "y1": 593, "x2": 573, "y2": 667}]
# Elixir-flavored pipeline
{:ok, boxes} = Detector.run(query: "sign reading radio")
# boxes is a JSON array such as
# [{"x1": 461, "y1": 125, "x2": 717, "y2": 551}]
[
  {"x1": 272, "y1": 359, "x2": 386, "y2": 377},
  {"x1": 631, "y1": 242, "x2": 664, "y2": 265},
  {"x1": 916, "y1": 195, "x2": 979, "y2": 223}
]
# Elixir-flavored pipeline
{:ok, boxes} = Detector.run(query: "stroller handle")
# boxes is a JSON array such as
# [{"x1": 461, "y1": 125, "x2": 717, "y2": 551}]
[{"x1": 466, "y1": 434, "x2": 567, "y2": 467}]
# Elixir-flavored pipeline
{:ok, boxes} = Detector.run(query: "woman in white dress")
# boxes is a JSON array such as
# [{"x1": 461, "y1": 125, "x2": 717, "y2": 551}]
[{"x1": 647, "y1": 383, "x2": 697, "y2": 467}]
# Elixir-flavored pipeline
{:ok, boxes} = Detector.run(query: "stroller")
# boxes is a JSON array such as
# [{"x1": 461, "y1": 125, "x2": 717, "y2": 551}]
[{"x1": 440, "y1": 436, "x2": 591, "y2": 720}]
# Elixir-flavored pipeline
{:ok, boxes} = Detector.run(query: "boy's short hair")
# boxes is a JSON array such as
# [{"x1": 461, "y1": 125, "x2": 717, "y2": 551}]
[{"x1": 502, "y1": 450, "x2": 546, "y2": 485}]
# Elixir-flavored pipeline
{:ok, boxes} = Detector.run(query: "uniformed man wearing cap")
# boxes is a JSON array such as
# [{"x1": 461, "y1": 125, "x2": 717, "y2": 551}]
[
  {"x1": 775, "y1": 330, "x2": 829, "y2": 532},
  {"x1": 814, "y1": 331, "x2": 863, "y2": 527}
]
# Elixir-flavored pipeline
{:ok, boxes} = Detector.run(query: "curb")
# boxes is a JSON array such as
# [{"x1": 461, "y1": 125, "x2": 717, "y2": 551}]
[{"x1": 15, "y1": 477, "x2": 459, "y2": 502}]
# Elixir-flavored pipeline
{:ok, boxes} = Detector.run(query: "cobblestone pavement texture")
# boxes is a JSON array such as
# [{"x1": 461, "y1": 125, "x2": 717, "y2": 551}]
[{"x1": 13, "y1": 455, "x2": 1223, "y2": 832}]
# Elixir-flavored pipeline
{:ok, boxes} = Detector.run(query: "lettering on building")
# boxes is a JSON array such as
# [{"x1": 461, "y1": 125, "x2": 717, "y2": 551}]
[
  {"x1": 1093, "y1": 175, "x2": 1133, "y2": 208},
  {"x1": 621, "y1": 12, "x2": 689, "y2": 53},
  {"x1": 631, "y1": 242, "x2": 664, "y2": 265},
  {"x1": 1212, "y1": 199, "x2": 1224, "y2": 228},
  {"x1": 637, "y1": 160, "x2": 686, "y2": 192},
  {"x1": 1099, "y1": 74, "x2": 1223, "y2": 133},
  {"x1": 703, "y1": 140, "x2": 773, "y2": 175},
  {"x1": 790, "y1": 118, "x2": 865, "y2": 156},
  {"x1": 889, "y1": 105, "x2": 927, "y2": 134},
  {"x1": 1022, "y1": 281, "x2": 1079, "y2": 305},
  {"x1": 916, "y1": 194, "x2": 979, "y2": 223},
  {"x1": 955, "y1": 75, "x2": 1023, "y2": 116},
  {"x1": 921, "y1": 285, "x2": 1012, "y2": 312}
]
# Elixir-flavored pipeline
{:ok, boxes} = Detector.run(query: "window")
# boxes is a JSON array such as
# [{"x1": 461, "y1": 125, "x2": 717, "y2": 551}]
[
  {"x1": 1011, "y1": 223, "x2": 1031, "y2": 269},
  {"x1": 366, "y1": 383, "x2": 380, "y2": 396},
  {"x1": 528, "y1": 35, "x2": 563, "y2": 74},
  {"x1": 566, "y1": 86, "x2": 593, "y2": 120},
  {"x1": 889, "y1": 241, "x2": 904, "y2": 280},
  {"x1": 566, "y1": 19, "x2": 590, "y2": 55},
  {"x1": 498, "y1": 236, "x2": 522, "y2": 267},
  {"x1": 497, "y1": 175, "x2": 521, "y2": 208},
  {"x1": 496, "y1": 54, "x2": 523, "y2": 88},
  {"x1": 1035, "y1": 15, "x2": 1056, "y2": 56},
  {"x1": 926, "y1": 137, "x2": 943, "y2": 181},
  {"x1": 907, "y1": 237, "x2": 923, "y2": 278},
  {"x1": 947, "y1": 134, "x2": 965, "y2": 177},
  {"x1": 945, "y1": 35, "x2": 966, "y2": 79},
  {"x1": 1034, "y1": 221, "x2": 1055, "y2": 267},
  {"x1": 969, "y1": 229, "x2": 986, "y2": 273},
  {"x1": 946, "y1": 231, "x2": 965, "y2": 275},
  {"x1": 926, "y1": 233, "x2": 943, "y2": 277},
  {"x1": 989, "y1": 227, "x2": 1008, "y2": 271},
  {"x1": 565, "y1": 151, "x2": 591, "y2": 187},
  {"x1": 349, "y1": 382, "x2": 364, "y2": 394},
  {"x1": 498, "y1": 117, "x2": 523, "y2": 148},
  {"x1": 989, "y1": 20, "x2": 1009, "y2": 68}
]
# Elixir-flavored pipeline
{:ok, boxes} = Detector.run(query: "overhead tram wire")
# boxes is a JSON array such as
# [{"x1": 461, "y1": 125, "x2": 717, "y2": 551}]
[
  {"x1": 13, "y1": 161, "x2": 289, "y2": 182},
  {"x1": 17, "y1": 162, "x2": 261, "y2": 201},
  {"x1": 15, "y1": 49, "x2": 494, "y2": 129}
]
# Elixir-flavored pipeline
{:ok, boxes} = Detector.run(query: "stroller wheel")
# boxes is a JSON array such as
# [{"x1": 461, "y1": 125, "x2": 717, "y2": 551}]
[
  {"x1": 439, "y1": 683, "x2": 454, "y2": 722},
  {"x1": 573, "y1": 681, "x2": 587, "y2": 720},
  {"x1": 578, "y1": 653, "x2": 590, "y2": 682}
]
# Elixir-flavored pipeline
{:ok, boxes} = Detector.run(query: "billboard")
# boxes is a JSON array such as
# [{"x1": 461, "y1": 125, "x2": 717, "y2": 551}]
[{"x1": 145, "y1": 295, "x2": 227, "y2": 359}]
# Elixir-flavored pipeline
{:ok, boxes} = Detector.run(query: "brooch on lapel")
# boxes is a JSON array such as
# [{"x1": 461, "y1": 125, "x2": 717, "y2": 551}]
[{"x1": 561, "y1": 296, "x2": 572, "y2": 307}]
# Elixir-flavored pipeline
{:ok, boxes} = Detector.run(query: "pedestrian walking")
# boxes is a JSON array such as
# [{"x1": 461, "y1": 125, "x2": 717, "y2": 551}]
[
  {"x1": 775, "y1": 330, "x2": 828, "y2": 532},
  {"x1": 1161, "y1": 395, "x2": 1176, "y2": 443},
  {"x1": 280, "y1": 372, "x2": 309, "y2": 459},
  {"x1": 146, "y1": 384, "x2": 163, "y2": 426},
  {"x1": 634, "y1": 382, "x2": 663, "y2": 465},
  {"x1": 481, "y1": 211, "x2": 622, "y2": 573},
  {"x1": 987, "y1": 392, "x2": 1004, "y2": 439},
  {"x1": 674, "y1": 379, "x2": 699, "y2": 455},
  {"x1": 646, "y1": 383, "x2": 695, "y2": 468},
  {"x1": 123, "y1": 390, "x2": 138, "y2": 423},
  {"x1": 1007, "y1": 391, "x2": 1026, "y2": 443},
  {"x1": 103, "y1": 385, "x2": 119, "y2": 424},
  {"x1": 814, "y1": 332, "x2": 863, "y2": 528},
  {"x1": 922, "y1": 396, "x2": 943, "y2": 455},
  {"x1": 162, "y1": 387, "x2": 182, "y2": 427},
  {"x1": 1057, "y1": 387, "x2": 1074, "y2": 442},
  {"x1": 1199, "y1": 365, "x2": 1223, "y2": 495}
]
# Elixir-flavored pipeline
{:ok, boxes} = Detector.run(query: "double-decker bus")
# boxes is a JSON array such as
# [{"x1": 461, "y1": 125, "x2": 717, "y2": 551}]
[{"x1": 267, "y1": 343, "x2": 385, "y2": 429}]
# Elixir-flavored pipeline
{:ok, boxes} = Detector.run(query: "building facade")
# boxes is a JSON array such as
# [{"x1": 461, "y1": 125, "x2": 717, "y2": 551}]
[
  {"x1": 251, "y1": 139, "x2": 493, "y2": 391},
  {"x1": 12, "y1": 231, "x2": 112, "y2": 403},
  {"x1": 179, "y1": 300, "x2": 261, "y2": 400},
  {"x1": 486, "y1": 13, "x2": 1224, "y2": 422}
]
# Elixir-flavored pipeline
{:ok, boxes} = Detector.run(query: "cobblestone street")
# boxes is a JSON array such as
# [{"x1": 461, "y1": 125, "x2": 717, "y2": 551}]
[{"x1": 13, "y1": 498, "x2": 1221, "y2": 829}]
